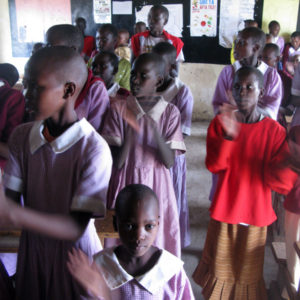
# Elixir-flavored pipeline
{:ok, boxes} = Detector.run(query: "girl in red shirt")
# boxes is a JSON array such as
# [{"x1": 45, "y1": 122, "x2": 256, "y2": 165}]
[{"x1": 193, "y1": 66, "x2": 297, "y2": 300}]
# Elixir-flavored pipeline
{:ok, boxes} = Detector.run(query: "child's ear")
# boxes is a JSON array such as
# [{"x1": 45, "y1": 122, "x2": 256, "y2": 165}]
[
  {"x1": 63, "y1": 82, "x2": 76, "y2": 99},
  {"x1": 259, "y1": 87, "x2": 265, "y2": 99},
  {"x1": 155, "y1": 75, "x2": 164, "y2": 90},
  {"x1": 170, "y1": 62, "x2": 178, "y2": 78}
]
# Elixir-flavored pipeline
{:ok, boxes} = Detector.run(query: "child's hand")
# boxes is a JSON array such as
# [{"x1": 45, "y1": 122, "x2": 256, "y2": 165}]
[
  {"x1": 123, "y1": 107, "x2": 140, "y2": 133},
  {"x1": 218, "y1": 102, "x2": 240, "y2": 139},
  {"x1": 67, "y1": 248, "x2": 111, "y2": 300}
]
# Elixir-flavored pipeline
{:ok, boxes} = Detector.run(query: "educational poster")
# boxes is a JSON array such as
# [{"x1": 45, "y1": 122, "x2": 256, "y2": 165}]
[
  {"x1": 190, "y1": 0, "x2": 217, "y2": 37},
  {"x1": 219, "y1": 0, "x2": 255, "y2": 48},
  {"x1": 112, "y1": 1, "x2": 132, "y2": 15},
  {"x1": 94, "y1": 0, "x2": 111, "y2": 24},
  {"x1": 135, "y1": 4, "x2": 183, "y2": 37}
]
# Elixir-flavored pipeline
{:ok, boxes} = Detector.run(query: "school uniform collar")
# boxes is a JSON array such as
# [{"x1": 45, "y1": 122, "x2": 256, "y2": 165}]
[
  {"x1": 127, "y1": 95, "x2": 168, "y2": 123},
  {"x1": 29, "y1": 118, "x2": 94, "y2": 154},
  {"x1": 156, "y1": 78, "x2": 184, "y2": 102},
  {"x1": 94, "y1": 248, "x2": 183, "y2": 294},
  {"x1": 107, "y1": 82, "x2": 120, "y2": 97},
  {"x1": 233, "y1": 60, "x2": 269, "y2": 75}
]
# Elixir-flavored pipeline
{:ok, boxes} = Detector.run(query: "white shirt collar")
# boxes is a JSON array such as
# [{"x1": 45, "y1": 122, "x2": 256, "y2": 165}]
[
  {"x1": 0, "y1": 80, "x2": 5, "y2": 87},
  {"x1": 127, "y1": 95, "x2": 168, "y2": 123},
  {"x1": 107, "y1": 82, "x2": 120, "y2": 97},
  {"x1": 156, "y1": 78, "x2": 184, "y2": 102},
  {"x1": 94, "y1": 248, "x2": 183, "y2": 294},
  {"x1": 29, "y1": 118, "x2": 94, "y2": 154},
  {"x1": 233, "y1": 60, "x2": 269, "y2": 75}
]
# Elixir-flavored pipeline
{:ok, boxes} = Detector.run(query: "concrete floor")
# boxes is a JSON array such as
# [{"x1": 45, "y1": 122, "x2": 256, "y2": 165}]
[{"x1": 181, "y1": 121, "x2": 279, "y2": 300}]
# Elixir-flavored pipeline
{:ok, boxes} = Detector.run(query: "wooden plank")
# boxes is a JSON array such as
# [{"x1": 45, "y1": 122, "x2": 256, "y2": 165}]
[{"x1": 272, "y1": 242, "x2": 287, "y2": 264}]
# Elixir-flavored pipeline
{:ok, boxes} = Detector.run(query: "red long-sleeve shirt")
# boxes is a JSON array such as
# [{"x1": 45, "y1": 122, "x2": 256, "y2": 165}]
[{"x1": 206, "y1": 116, "x2": 297, "y2": 226}]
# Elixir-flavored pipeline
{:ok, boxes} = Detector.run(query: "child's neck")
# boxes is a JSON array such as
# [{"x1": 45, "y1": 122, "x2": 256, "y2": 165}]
[
  {"x1": 240, "y1": 56, "x2": 260, "y2": 68},
  {"x1": 157, "y1": 76, "x2": 173, "y2": 92},
  {"x1": 105, "y1": 78, "x2": 115, "y2": 90},
  {"x1": 115, "y1": 246, "x2": 161, "y2": 277},
  {"x1": 238, "y1": 107, "x2": 262, "y2": 124},
  {"x1": 137, "y1": 95, "x2": 160, "y2": 113}
]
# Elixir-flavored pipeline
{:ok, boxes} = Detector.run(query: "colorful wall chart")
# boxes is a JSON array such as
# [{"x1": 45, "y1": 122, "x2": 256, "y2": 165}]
[
  {"x1": 190, "y1": 0, "x2": 217, "y2": 37},
  {"x1": 94, "y1": 0, "x2": 111, "y2": 23}
]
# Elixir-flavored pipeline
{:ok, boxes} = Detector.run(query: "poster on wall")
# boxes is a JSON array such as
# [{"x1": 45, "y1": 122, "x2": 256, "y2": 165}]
[
  {"x1": 94, "y1": 0, "x2": 111, "y2": 24},
  {"x1": 135, "y1": 4, "x2": 183, "y2": 37},
  {"x1": 190, "y1": 0, "x2": 217, "y2": 37},
  {"x1": 219, "y1": 0, "x2": 255, "y2": 48}
]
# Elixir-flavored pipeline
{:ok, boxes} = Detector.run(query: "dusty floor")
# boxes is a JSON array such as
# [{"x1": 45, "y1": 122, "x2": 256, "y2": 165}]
[{"x1": 182, "y1": 121, "x2": 279, "y2": 300}]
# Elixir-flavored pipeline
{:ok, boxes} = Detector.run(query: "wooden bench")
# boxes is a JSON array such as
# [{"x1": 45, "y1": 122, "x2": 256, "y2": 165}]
[
  {"x1": 271, "y1": 241, "x2": 300, "y2": 300},
  {"x1": 0, "y1": 209, "x2": 119, "y2": 253}
]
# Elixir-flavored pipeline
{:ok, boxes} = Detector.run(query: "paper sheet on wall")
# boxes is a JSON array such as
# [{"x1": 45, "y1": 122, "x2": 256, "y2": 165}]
[
  {"x1": 94, "y1": 0, "x2": 111, "y2": 24},
  {"x1": 135, "y1": 4, "x2": 183, "y2": 37},
  {"x1": 190, "y1": 0, "x2": 218, "y2": 37},
  {"x1": 219, "y1": 0, "x2": 255, "y2": 48},
  {"x1": 112, "y1": 1, "x2": 132, "y2": 15}
]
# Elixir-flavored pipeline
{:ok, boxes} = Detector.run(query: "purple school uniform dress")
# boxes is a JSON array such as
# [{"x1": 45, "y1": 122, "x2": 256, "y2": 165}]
[
  {"x1": 291, "y1": 64, "x2": 300, "y2": 127},
  {"x1": 3, "y1": 118, "x2": 112, "y2": 300},
  {"x1": 75, "y1": 80, "x2": 110, "y2": 131},
  {"x1": 212, "y1": 60, "x2": 282, "y2": 120},
  {"x1": 272, "y1": 36, "x2": 285, "y2": 54},
  {"x1": 94, "y1": 247, "x2": 195, "y2": 300},
  {"x1": 102, "y1": 96, "x2": 186, "y2": 257},
  {"x1": 157, "y1": 78, "x2": 194, "y2": 248}
]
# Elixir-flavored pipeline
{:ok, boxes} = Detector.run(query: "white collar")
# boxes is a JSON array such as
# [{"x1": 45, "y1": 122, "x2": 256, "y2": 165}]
[
  {"x1": 94, "y1": 248, "x2": 183, "y2": 294},
  {"x1": 0, "y1": 81, "x2": 5, "y2": 88},
  {"x1": 108, "y1": 82, "x2": 120, "y2": 97},
  {"x1": 127, "y1": 95, "x2": 168, "y2": 123},
  {"x1": 233, "y1": 60, "x2": 269, "y2": 75},
  {"x1": 29, "y1": 118, "x2": 94, "y2": 154},
  {"x1": 156, "y1": 78, "x2": 184, "y2": 102}
]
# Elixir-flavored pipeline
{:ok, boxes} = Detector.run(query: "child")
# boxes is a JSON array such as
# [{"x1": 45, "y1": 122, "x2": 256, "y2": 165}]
[
  {"x1": 90, "y1": 24, "x2": 131, "y2": 91},
  {"x1": 152, "y1": 42, "x2": 194, "y2": 248},
  {"x1": 31, "y1": 42, "x2": 44, "y2": 55},
  {"x1": 213, "y1": 27, "x2": 282, "y2": 120},
  {"x1": 46, "y1": 24, "x2": 109, "y2": 131},
  {"x1": 92, "y1": 51, "x2": 130, "y2": 98},
  {"x1": 268, "y1": 20, "x2": 285, "y2": 54},
  {"x1": 134, "y1": 21, "x2": 147, "y2": 35},
  {"x1": 0, "y1": 46, "x2": 112, "y2": 300},
  {"x1": 115, "y1": 29, "x2": 131, "y2": 62},
  {"x1": 261, "y1": 43, "x2": 280, "y2": 69},
  {"x1": 75, "y1": 17, "x2": 96, "y2": 62},
  {"x1": 131, "y1": 5, "x2": 184, "y2": 62},
  {"x1": 0, "y1": 63, "x2": 25, "y2": 170},
  {"x1": 101, "y1": 53, "x2": 186, "y2": 257},
  {"x1": 193, "y1": 66, "x2": 297, "y2": 299},
  {"x1": 67, "y1": 184, "x2": 195, "y2": 300}
]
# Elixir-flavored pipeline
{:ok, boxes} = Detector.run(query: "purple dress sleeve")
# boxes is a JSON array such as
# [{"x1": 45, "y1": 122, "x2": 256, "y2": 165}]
[
  {"x1": 175, "y1": 85, "x2": 194, "y2": 136},
  {"x1": 174, "y1": 267, "x2": 195, "y2": 300},
  {"x1": 71, "y1": 135, "x2": 112, "y2": 216},
  {"x1": 212, "y1": 66, "x2": 234, "y2": 115},
  {"x1": 163, "y1": 104, "x2": 186, "y2": 154},
  {"x1": 277, "y1": 36, "x2": 285, "y2": 54}
]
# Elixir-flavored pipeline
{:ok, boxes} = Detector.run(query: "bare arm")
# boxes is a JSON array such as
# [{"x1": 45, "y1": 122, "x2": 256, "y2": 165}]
[{"x1": 115, "y1": 127, "x2": 133, "y2": 169}]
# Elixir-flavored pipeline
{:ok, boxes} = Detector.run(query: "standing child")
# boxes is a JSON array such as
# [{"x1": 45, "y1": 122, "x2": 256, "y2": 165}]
[
  {"x1": 115, "y1": 29, "x2": 131, "y2": 62},
  {"x1": 152, "y1": 42, "x2": 194, "y2": 248},
  {"x1": 67, "y1": 184, "x2": 195, "y2": 300},
  {"x1": 0, "y1": 46, "x2": 112, "y2": 300},
  {"x1": 134, "y1": 21, "x2": 147, "y2": 34},
  {"x1": 131, "y1": 5, "x2": 184, "y2": 62},
  {"x1": 268, "y1": 20, "x2": 285, "y2": 54},
  {"x1": 193, "y1": 66, "x2": 297, "y2": 299},
  {"x1": 92, "y1": 51, "x2": 129, "y2": 98},
  {"x1": 101, "y1": 53, "x2": 186, "y2": 257},
  {"x1": 90, "y1": 24, "x2": 131, "y2": 91},
  {"x1": 46, "y1": 24, "x2": 109, "y2": 131}
]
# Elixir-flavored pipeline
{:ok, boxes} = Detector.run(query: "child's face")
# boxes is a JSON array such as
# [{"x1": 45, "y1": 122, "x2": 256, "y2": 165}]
[
  {"x1": 291, "y1": 36, "x2": 300, "y2": 50},
  {"x1": 270, "y1": 24, "x2": 280, "y2": 37},
  {"x1": 96, "y1": 29, "x2": 116, "y2": 52},
  {"x1": 117, "y1": 197, "x2": 159, "y2": 257},
  {"x1": 234, "y1": 32, "x2": 256, "y2": 62},
  {"x1": 134, "y1": 23, "x2": 147, "y2": 34},
  {"x1": 117, "y1": 33, "x2": 129, "y2": 46},
  {"x1": 262, "y1": 48, "x2": 278, "y2": 68},
  {"x1": 148, "y1": 9, "x2": 167, "y2": 37},
  {"x1": 130, "y1": 60, "x2": 161, "y2": 97},
  {"x1": 92, "y1": 54, "x2": 115, "y2": 86},
  {"x1": 25, "y1": 71, "x2": 65, "y2": 120},
  {"x1": 232, "y1": 73, "x2": 262, "y2": 114}
]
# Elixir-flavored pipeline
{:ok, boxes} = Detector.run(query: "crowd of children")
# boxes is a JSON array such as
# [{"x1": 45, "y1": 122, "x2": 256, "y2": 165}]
[{"x1": 1, "y1": 3, "x2": 300, "y2": 299}]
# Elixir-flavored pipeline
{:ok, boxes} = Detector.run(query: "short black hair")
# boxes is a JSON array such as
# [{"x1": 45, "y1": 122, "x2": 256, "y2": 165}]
[
  {"x1": 99, "y1": 24, "x2": 118, "y2": 39},
  {"x1": 46, "y1": 24, "x2": 84, "y2": 53},
  {"x1": 135, "y1": 21, "x2": 146, "y2": 27},
  {"x1": 134, "y1": 52, "x2": 166, "y2": 77},
  {"x1": 263, "y1": 43, "x2": 280, "y2": 57},
  {"x1": 244, "y1": 19, "x2": 258, "y2": 27},
  {"x1": 0, "y1": 63, "x2": 19, "y2": 87},
  {"x1": 291, "y1": 31, "x2": 300, "y2": 39},
  {"x1": 268, "y1": 20, "x2": 280, "y2": 29},
  {"x1": 150, "y1": 5, "x2": 169, "y2": 23},
  {"x1": 235, "y1": 66, "x2": 264, "y2": 89},
  {"x1": 115, "y1": 184, "x2": 159, "y2": 219},
  {"x1": 152, "y1": 42, "x2": 177, "y2": 62},
  {"x1": 75, "y1": 17, "x2": 86, "y2": 25},
  {"x1": 94, "y1": 51, "x2": 119, "y2": 72},
  {"x1": 241, "y1": 27, "x2": 266, "y2": 51}
]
